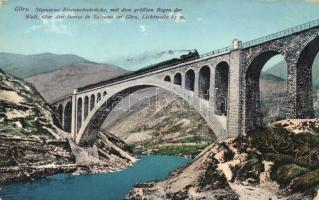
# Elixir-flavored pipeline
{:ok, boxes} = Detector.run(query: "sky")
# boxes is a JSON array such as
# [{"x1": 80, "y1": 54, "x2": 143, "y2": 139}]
[{"x1": 0, "y1": 0, "x2": 319, "y2": 70}]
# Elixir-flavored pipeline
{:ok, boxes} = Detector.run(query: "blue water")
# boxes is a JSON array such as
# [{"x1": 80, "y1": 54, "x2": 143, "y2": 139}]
[{"x1": 0, "y1": 155, "x2": 189, "y2": 200}]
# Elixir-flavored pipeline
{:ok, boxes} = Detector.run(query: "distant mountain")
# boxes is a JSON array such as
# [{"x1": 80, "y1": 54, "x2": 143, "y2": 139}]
[
  {"x1": 26, "y1": 62, "x2": 127, "y2": 102},
  {"x1": 0, "y1": 52, "x2": 89, "y2": 78},
  {"x1": 264, "y1": 55, "x2": 319, "y2": 88},
  {"x1": 260, "y1": 73, "x2": 286, "y2": 82}
]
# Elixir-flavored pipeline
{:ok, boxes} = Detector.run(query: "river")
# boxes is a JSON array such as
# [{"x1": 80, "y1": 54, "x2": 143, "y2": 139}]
[{"x1": 0, "y1": 155, "x2": 190, "y2": 200}]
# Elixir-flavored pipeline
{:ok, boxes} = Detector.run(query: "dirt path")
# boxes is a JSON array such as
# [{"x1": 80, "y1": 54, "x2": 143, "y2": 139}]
[{"x1": 230, "y1": 182, "x2": 285, "y2": 200}]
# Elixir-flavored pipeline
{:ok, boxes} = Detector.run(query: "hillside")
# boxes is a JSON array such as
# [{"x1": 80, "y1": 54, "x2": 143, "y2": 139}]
[
  {"x1": 104, "y1": 88, "x2": 216, "y2": 158},
  {"x1": 265, "y1": 54, "x2": 319, "y2": 88},
  {"x1": 0, "y1": 52, "x2": 89, "y2": 78},
  {"x1": 0, "y1": 68, "x2": 62, "y2": 138},
  {"x1": 0, "y1": 69, "x2": 136, "y2": 184},
  {"x1": 26, "y1": 62, "x2": 127, "y2": 102},
  {"x1": 126, "y1": 121, "x2": 319, "y2": 200},
  {"x1": 0, "y1": 69, "x2": 77, "y2": 183}
]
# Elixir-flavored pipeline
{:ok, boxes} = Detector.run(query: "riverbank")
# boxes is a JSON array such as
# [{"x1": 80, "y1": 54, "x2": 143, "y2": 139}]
[
  {"x1": 0, "y1": 130, "x2": 138, "y2": 185},
  {"x1": 0, "y1": 155, "x2": 190, "y2": 200}
]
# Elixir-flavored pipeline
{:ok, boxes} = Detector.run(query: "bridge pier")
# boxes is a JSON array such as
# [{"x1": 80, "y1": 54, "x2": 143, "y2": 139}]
[
  {"x1": 194, "y1": 70, "x2": 200, "y2": 96},
  {"x1": 209, "y1": 65, "x2": 216, "y2": 110},
  {"x1": 227, "y1": 39, "x2": 243, "y2": 137},
  {"x1": 71, "y1": 89, "x2": 77, "y2": 139},
  {"x1": 287, "y1": 60, "x2": 315, "y2": 119}
]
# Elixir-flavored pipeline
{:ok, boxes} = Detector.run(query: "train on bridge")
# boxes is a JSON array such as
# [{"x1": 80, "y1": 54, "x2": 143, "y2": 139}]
[{"x1": 78, "y1": 50, "x2": 200, "y2": 92}]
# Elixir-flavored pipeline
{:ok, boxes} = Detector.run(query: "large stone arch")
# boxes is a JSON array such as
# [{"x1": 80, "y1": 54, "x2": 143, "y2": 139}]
[
  {"x1": 244, "y1": 50, "x2": 286, "y2": 131},
  {"x1": 64, "y1": 101, "x2": 72, "y2": 132},
  {"x1": 199, "y1": 65, "x2": 211, "y2": 100},
  {"x1": 215, "y1": 62, "x2": 229, "y2": 116},
  {"x1": 164, "y1": 75, "x2": 171, "y2": 82},
  {"x1": 185, "y1": 69, "x2": 195, "y2": 91},
  {"x1": 75, "y1": 80, "x2": 227, "y2": 145},
  {"x1": 294, "y1": 36, "x2": 319, "y2": 118}
]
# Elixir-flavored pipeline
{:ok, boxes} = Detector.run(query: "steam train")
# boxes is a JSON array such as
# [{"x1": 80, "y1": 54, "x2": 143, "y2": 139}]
[
  {"x1": 78, "y1": 50, "x2": 200, "y2": 92},
  {"x1": 150, "y1": 49, "x2": 199, "y2": 69}
]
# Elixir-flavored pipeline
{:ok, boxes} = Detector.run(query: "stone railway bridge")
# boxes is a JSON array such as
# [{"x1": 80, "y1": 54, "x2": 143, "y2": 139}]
[{"x1": 52, "y1": 19, "x2": 319, "y2": 145}]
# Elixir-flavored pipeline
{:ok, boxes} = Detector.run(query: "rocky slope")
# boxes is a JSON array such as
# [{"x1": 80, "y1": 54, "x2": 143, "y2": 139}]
[
  {"x1": 0, "y1": 68, "x2": 77, "y2": 184},
  {"x1": 126, "y1": 120, "x2": 319, "y2": 200},
  {"x1": 0, "y1": 69, "x2": 136, "y2": 184},
  {"x1": 70, "y1": 129, "x2": 137, "y2": 174},
  {"x1": 104, "y1": 88, "x2": 216, "y2": 158}
]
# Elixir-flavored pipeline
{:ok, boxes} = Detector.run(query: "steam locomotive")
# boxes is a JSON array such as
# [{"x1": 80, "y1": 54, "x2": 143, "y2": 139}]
[{"x1": 150, "y1": 49, "x2": 199, "y2": 69}]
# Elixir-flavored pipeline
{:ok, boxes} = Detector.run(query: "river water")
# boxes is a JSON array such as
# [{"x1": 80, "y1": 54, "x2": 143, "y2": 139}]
[{"x1": 0, "y1": 155, "x2": 190, "y2": 200}]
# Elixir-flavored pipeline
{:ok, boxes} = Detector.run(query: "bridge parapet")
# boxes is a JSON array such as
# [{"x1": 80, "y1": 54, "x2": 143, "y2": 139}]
[{"x1": 243, "y1": 19, "x2": 319, "y2": 48}]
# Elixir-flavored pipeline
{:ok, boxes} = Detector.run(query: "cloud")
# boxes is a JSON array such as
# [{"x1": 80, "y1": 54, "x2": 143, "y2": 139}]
[
  {"x1": 139, "y1": 24, "x2": 150, "y2": 35},
  {"x1": 25, "y1": 11, "x2": 75, "y2": 35},
  {"x1": 305, "y1": 0, "x2": 319, "y2": 2},
  {"x1": 196, "y1": 18, "x2": 203, "y2": 22}
]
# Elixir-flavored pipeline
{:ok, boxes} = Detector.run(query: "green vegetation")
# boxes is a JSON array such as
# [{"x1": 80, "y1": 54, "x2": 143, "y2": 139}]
[
  {"x1": 234, "y1": 127, "x2": 319, "y2": 197},
  {"x1": 176, "y1": 136, "x2": 212, "y2": 143},
  {"x1": 152, "y1": 144, "x2": 209, "y2": 158},
  {"x1": 199, "y1": 156, "x2": 229, "y2": 190},
  {"x1": 291, "y1": 169, "x2": 319, "y2": 194},
  {"x1": 272, "y1": 164, "x2": 309, "y2": 185}
]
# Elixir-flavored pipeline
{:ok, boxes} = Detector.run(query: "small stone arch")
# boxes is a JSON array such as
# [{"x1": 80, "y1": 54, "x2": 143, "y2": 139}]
[
  {"x1": 57, "y1": 104, "x2": 63, "y2": 123},
  {"x1": 174, "y1": 73, "x2": 182, "y2": 85},
  {"x1": 185, "y1": 69, "x2": 195, "y2": 91},
  {"x1": 77, "y1": 97, "x2": 83, "y2": 132},
  {"x1": 199, "y1": 65, "x2": 211, "y2": 100},
  {"x1": 64, "y1": 101, "x2": 72, "y2": 132},
  {"x1": 90, "y1": 94, "x2": 95, "y2": 111},
  {"x1": 164, "y1": 75, "x2": 171, "y2": 82},
  {"x1": 97, "y1": 93, "x2": 101, "y2": 103},
  {"x1": 84, "y1": 96, "x2": 89, "y2": 120},
  {"x1": 215, "y1": 61, "x2": 229, "y2": 115}
]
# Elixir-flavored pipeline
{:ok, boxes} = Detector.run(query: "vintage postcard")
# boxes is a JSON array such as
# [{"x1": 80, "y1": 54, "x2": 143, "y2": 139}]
[{"x1": 0, "y1": 0, "x2": 319, "y2": 199}]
